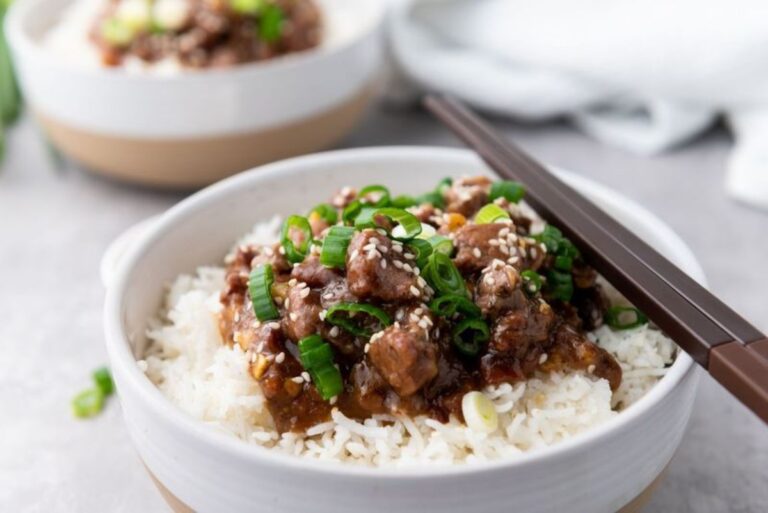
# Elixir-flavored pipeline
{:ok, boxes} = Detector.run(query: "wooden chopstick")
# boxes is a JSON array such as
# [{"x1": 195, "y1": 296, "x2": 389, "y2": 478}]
[{"x1": 424, "y1": 93, "x2": 768, "y2": 424}]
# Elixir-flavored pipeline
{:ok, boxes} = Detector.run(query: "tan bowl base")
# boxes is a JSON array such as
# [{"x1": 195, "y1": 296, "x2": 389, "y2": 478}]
[
  {"x1": 39, "y1": 87, "x2": 373, "y2": 189},
  {"x1": 146, "y1": 462, "x2": 668, "y2": 513}
]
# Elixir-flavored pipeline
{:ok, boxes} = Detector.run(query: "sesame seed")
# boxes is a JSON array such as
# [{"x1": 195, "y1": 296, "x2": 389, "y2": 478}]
[
  {"x1": 417, "y1": 277, "x2": 427, "y2": 288},
  {"x1": 278, "y1": 246, "x2": 285, "y2": 255},
  {"x1": 267, "y1": 322, "x2": 280, "y2": 330},
  {"x1": 370, "y1": 237, "x2": 379, "y2": 245},
  {"x1": 234, "y1": 312, "x2": 240, "y2": 323},
  {"x1": 276, "y1": 352, "x2": 286, "y2": 363},
  {"x1": 539, "y1": 353, "x2": 548, "y2": 364},
  {"x1": 364, "y1": 343, "x2": 371, "y2": 353},
  {"x1": 418, "y1": 319, "x2": 429, "y2": 329},
  {"x1": 292, "y1": 376, "x2": 304, "y2": 384},
  {"x1": 351, "y1": 249, "x2": 359, "y2": 260},
  {"x1": 410, "y1": 285, "x2": 421, "y2": 297},
  {"x1": 319, "y1": 310, "x2": 327, "y2": 321},
  {"x1": 587, "y1": 365, "x2": 596, "y2": 373},
  {"x1": 404, "y1": 253, "x2": 415, "y2": 260},
  {"x1": 489, "y1": 239, "x2": 500, "y2": 246},
  {"x1": 499, "y1": 227, "x2": 510, "y2": 237},
  {"x1": 485, "y1": 276, "x2": 496, "y2": 286},
  {"x1": 380, "y1": 259, "x2": 387, "y2": 269},
  {"x1": 392, "y1": 245, "x2": 403, "y2": 253},
  {"x1": 329, "y1": 326, "x2": 340, "y2": 337},
  {"x1": 472, "y1": 248, "x2": 482, "y2": 258},
  {"x1": 290, "y1": 313, "x2": 298, "y2": 321},
  {"x1": 499, "y1": 244, "x2": 509, "y2": 255},
  {"x1": 284, "y1": 298, "x2": 290, "y2": 309},
  {"x1": 378, "y1": 245, "x2": 389, "y2": 253},
  {"x1": 414, "y1": 308, "x2": 423, "y2": 315},
  {"x1": 376, "y1": 229, "x2": 387, "y2": 236},
  {"x1": 330, "y1": 396, "x2": 338, "y2": 405},
  {"x1": 302, "y1": 371, "x2": 311, "y2": 382},
  {"x1": 393, "y1": 260, "x2": 404, "y2": 269},
  {"x1": 323, "y1": 292, "x2": 333, "y2": 299},
  {"x1": 300, "y1": 288, "x2": 310, "y2": 298},
  {"x1": 288, "y1": 278, "x2": 297, "y2": 287},
  {"x1": 402, "y1": 263, "x2": 413, "y2": 273},
  {"x1": 410, "y1": 313, "x2": 420, "y2": 322}
]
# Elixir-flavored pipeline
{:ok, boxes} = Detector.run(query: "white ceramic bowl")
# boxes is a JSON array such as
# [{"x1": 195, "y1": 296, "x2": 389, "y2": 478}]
[
  {"x1": 104, "y1": 147, "x2": 703, "y2": 513},
  {"x1": 5, "y1": 0, "x2": 384, "y2": 187}
]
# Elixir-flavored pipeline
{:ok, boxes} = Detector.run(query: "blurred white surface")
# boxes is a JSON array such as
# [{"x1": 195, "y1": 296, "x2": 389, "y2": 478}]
[
  {"x1": 388, "y1": 0, "x2": 768, "y2": 209},
  {"x1": 0, "y1": 105, "x2": 766, "y2": 512}
]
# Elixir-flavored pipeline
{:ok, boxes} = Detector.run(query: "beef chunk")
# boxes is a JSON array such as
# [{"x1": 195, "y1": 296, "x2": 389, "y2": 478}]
[
  {"x1": 282, "y1": 283, "x2": 323, "y2": 342},
  {"x1": 291, "y1": 255, "x2": 341, "y2": 288},
  {"x1": 444, "y1": 176, "x2": 492, "y2": 217},
  {"x1": 367, "y1": 315, "x2": 438, "y2": 396},
  {"x1": 346, "y1": 230, "x2": 425, "y2": 302},
  {"x1": 490, "y1": 300, "x2": 556, "y2": 356},
  {"x1": 453, "y1": 223, "x2": 516, "y2": 273},
  {"x1": 542, "y1": 324, "x2": 622, "y2": 391},
  {"x1": 475, "y1": 260, "x2": 527, "y2": 317}
]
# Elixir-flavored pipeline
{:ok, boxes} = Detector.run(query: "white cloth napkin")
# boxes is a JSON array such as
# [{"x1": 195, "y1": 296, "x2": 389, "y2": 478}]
[{"x1": 387, "y1": 0, "x2": 768, "y2": 209}]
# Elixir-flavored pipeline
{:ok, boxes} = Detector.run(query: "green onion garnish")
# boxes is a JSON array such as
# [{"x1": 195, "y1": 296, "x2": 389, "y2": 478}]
[
  {"x1": 415, "y1": 191, "x2": 445, "y2": 209},
  {"x1": 375, "y1": 208, "x2": 422, "y2": 241},
  {"x1": 423, "y1": 252, "x2": 467, "y2": 297},
  {"x1": 352, "y1": 207, "x2": 379, "y2": 230},
  {"x1": 280, "y1": 215, "x2": 312, "y2": 263},
  {"x1": 358, "y1": 185, "x2": 391, "y2": 207},
  {"x1": 325, "y1": 302, "x2": 392, "y2": 337},
  {"x1": 554, "y1": 255, "x2": 573, "y2": 271},
  {"x1": 407, "y1": 238, "x2": 433, "y2": 269},
  {"x1": 230, "y1": 0, "x2": 264, "y2": 15},
  {"x1": 475, "y1": 204, "x2": 511, "y2": 224},
  {"x1": 429, "y1": 294, "x2": 481, "y2": 318},
  {"x1": 258, "y1": 3, "x2": 285, "y2": 42},
  {"x1": 532, "y1": 225, "x2": 564, "y2": 254},
  {"x1": 390, "y1": 195, "x2": 418, "y2": 209},
  {"x1": 320, "y1": 226, "x2": 355, "y2": 269},
  {"x1": 428, "y1": 235, "x2": 454, "y2": 256},
  {"x1": 546, "y1": 269, "x2": 574, "y2": 302},
  {"x1": 248, "y1": 264, "x2": 280, "y2": 321},
  {"x1": 311, "y1": 364, "x2": 343, "y2": 400},
  {"x1": 436, "y1": 177, "x2": 453, "y2": 195},
  {"x1": 451, "y1": 318, "x2": 490, "y2": 357},
  {"x1": 298, "y1": 336, "x2": 343, "y2": 400},
  {"x1": 72, "y1": 388, "x2": 105, "y2": 419},
  {"x1": 309, "y1": 203, "x2": 338, "y2": 225},
  {"x1": 521, "y1": 270, "x2": 543, "y2": 295},
  {"x1": 489, "y1": 180, "x2": 525, "y2": 203},
  {"x1": 605, "y1": 306, "x2": 648, "y2": 330},
  {"x1": 342, "y1": 200, "x2": 362, "y2": 226},
  {"x1": 93, "y1": 367, "x2": 114, "y2": 396}
]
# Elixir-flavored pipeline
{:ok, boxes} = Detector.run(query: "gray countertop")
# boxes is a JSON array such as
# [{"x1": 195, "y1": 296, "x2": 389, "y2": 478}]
[{"x1": 1, "y1": 105, "x2": 766, "y2": 512}]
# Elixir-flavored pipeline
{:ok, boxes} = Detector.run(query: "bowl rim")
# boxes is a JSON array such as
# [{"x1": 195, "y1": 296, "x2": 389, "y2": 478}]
[
  {"x1": 5, "y1": 0, "x2": 386, "y2": 83},
  {"x1": 104, "y1": 146, "x2": 702, "y2": 479}
]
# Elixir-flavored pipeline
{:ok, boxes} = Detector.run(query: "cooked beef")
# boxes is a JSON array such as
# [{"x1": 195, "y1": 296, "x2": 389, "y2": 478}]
[
  {"x1": 490, "y1": 301, "x2": 556, "y2": 356},
  {"x1": 444, "y1": 176, "x2": 492, "y2": 217},
  {"x1": 282, "y1": 282, "x2": 323, "y2": 342},
  {"x1": 346, "y1": 229, "x2": 425, "y2": 303},
  {"x1": 291, "y1": 255, "x2": 341, "y2": 288},
  {"x1": 367, "y1": 311, "x2": 439, "y2": 396},
  {"x1": 453, "y1": 223, "x2": 518, "y2": 273},
  {"x1": 542, "y1": 324, "x2": 622, "y2": 390},
  {"x1": 475, "y1": 260, "x2": 527, "y2": 317}
]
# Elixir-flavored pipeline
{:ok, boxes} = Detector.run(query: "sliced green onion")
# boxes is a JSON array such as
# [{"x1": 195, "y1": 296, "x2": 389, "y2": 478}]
[
  {"x1": 436, "y1": 177, "x2": 453, "y2": 195},
  {"x1": 475, "y1": 204, "x2": 511, "y2": 224},
  {"x1": 546, "y1": 269, "x2": 574, "y2": 302},
  {"x1": 353, "y1": 207, "x2": 379, "y2": 230},
  {"x1": 423, "y1": 252, "x2": 467, "y2": 297},
  {"x1": 406, "y1": 238, "x2": 433, "y2": 269},
  {"x1": 533, "y1": 225, "x2": 563, "y2": 254},
  {"x1": 390, "y1": 195, "x2": 418, "y2": 209},
  {"x1": 297, "y1": 336, "x2": 343, "y2": 400},
  {"x1": 248, "y1": 264, "x2": 280, "y2": 321},
  {"x1": 72, "y1": 388, "x2": 105, "y2": 419},
  {"x1": 415, "y1": 190, "x2": 445, "y2": 209},
  {"x1": 280, "y1": 215, "x2": 312, "y2": 263},
  {"x1": 489, "y1": 180, "x2": 525, "y2": 203},
  {"x1": 521, "y1": 270, "x2": 543, "y2": 295},
  {"x1": 375, "y1": 208, "x2": 422, "y2": 241},
  {"x1": 298, "y1": 334, "x2": 324, "y2": 352},
  {"x1": 320, "y1": 226, "x2": 355, "y2": 269},
  {"x1": 342, "y1": 200, "x2": 362, "y2": 225},
  {"x1": 451, "y1": 318, "x2": 490, "y2": 357},
  {"x1": 311, "y1": 364, "x2": 344, "y2": 400},
  {"x1": 415, "y1": 222, "x2": 437, "y2": 240},
  {"x1": 258, "y1": 3, "x2": 284, "y2": 42},
  {"x1": 429, "y1": 294, "x2": 481, "y2": 318},
  {"x1": 605, "y1": 306, "x2": 648, "y2": 330},
  {"x1": 100, "y1": 17, "x2": 134, "y2": 47},
  {"x1": 299, "y1": 335, "x2": 335, "y2": 369},
  {"x1": 325, "y1": 303, "x2": 392, "y2": 337},
  {"x1": 428, "y1": 235, "x2": 454, "y2": 256},
  {"x1": 554, "y1": 255, "x2": 573, "y2": 271},
  {"x1": 358, "y1": 185, "x2": 390, "y2": 207},
  {"x1": 309, "y1": 203, "x2": 338, "y2": 225},
  {"x1": 230, "y1": 0, "x2": 264, "y2": 15},
  {"x1": 93, "y1": 367, "x2": 114, "y2": 396}
]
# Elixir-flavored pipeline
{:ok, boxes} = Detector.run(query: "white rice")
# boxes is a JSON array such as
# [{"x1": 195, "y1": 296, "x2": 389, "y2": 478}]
[{"x1": 142, "y1": 220, "x2": 677, "y2": 467}]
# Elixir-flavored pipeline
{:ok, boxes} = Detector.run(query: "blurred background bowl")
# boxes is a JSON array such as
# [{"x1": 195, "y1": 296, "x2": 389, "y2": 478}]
[{"x1": 5, "y1": 0, "x2": 385, "y2": 188}]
